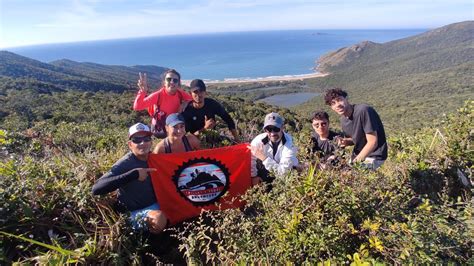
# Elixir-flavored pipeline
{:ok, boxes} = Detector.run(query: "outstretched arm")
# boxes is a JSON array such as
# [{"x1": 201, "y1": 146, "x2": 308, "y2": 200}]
[{"x1": 92, "y1": 167, "x2": 156, "y2": 195}]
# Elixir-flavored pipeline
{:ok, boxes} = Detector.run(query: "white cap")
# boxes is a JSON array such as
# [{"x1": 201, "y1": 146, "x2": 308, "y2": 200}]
[{"x1": 128, "y1": 123, "x2": 152, "y2": 139}]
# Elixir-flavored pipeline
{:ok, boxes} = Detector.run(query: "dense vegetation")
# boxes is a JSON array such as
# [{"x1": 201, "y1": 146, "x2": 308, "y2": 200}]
[
  {"x1": 0, "y1": 89, "x2": 299, "y2": 264},
  {"x1": 1, "y1": 96, "x2": 472, "y2": 263},
  {"x1": 1, "y1": 21, "x2": 473, "y2": 264},
  {"x1": 180, "y1": 103, "x2": 473, "y2": 264}
]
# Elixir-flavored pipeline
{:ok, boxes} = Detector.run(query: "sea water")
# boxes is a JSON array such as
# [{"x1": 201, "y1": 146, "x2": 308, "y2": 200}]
[{"x1": 8, "y1": 29, "x2": 426, "y2": 80}]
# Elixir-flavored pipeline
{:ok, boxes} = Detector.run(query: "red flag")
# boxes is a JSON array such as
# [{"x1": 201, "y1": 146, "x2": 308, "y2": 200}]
[{"x1": 148, "y1": 143, "x2": 251, "y2": 225}]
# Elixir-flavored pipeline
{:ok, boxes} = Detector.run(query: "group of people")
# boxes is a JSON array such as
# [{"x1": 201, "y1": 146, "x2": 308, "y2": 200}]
[{"x1": 92, "y1": 69, "x2": 388, "y2": 234}]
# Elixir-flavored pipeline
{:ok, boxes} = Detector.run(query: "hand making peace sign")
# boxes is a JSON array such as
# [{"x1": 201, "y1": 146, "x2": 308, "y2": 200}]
[{"x1": 137, "y1": 72, "x2": 149, "y2": 93}]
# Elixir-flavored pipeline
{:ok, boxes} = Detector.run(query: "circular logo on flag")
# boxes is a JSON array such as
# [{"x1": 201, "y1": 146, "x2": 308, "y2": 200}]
[{"x1": 173, "y1": 158, "x2": 230, "y2": 206}]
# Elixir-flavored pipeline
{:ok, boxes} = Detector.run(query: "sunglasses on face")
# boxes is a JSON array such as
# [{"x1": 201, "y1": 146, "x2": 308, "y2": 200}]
[
  {"x1": 313, "y1": 122, "x2": 328, "y2": 128},
  {"x1": 165, "y1": 77, "x2": 179, "y2": 83},
  {"x1": 131, "y1": 136, "x2": 152, "y2": 144},
  {"x1": 265, "y1": 126, "x2": 281, "y2": 133}
]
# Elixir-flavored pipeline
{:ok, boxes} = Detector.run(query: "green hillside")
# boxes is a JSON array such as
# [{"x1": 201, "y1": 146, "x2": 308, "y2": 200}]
[
  {"x1": 0, "y1": 22, "x2": 472, "y2": 264},
  {"x1": 296, "y1": 21, "x2": 474, "y2": 132},
  {"x1": 317, "y1": 21, "x2": 473, "y2": 74},
  {"x1": 0, "y1": 52, "x2": 170, "y2": 129},
  {"x1": 0, "y1": 51, "x2": 167, "y2": 92},
  {"x1": 50, "y1": 59, "x2": 166, "y2": 89}
]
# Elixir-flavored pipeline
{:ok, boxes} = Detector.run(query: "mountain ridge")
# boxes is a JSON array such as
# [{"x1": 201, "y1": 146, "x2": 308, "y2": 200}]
[
  {"x1": 0, "y1": 51, "x2": 167, "y2": 92},
  {"x1": 316, "y1": 21, "x2": 474, "y2": 74}
]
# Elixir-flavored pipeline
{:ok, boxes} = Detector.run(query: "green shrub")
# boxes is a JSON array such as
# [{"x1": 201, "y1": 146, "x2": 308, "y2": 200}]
[
  {"x1": 1, "y1": 101, "x2": 472, "y2": 264},
  {"x1": 174, "y1": 101, "x2": 473, "y2": 264}
]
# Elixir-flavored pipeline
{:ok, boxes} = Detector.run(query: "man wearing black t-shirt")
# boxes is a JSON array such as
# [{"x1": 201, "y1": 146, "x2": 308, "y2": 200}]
[
  {"x1": 310, "y1": 111, "x2": 340, "y2": 160},
  {"x1": 182, "y1": 79, "x2": 239, "y2": 141},
  {"x1": 324, "y1": 88, "x2": 387, "y2": 169}
]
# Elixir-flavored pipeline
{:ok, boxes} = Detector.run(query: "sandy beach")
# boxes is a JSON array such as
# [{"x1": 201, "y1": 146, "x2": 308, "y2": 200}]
[{"x1": 182, "y1": 72, "x2": 329, "y2": 85}]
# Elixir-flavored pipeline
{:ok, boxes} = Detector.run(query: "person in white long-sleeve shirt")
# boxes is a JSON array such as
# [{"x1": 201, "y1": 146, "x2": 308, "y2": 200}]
[{"x1": 250, "y1": 112, "x2": 299, "y2": 185}]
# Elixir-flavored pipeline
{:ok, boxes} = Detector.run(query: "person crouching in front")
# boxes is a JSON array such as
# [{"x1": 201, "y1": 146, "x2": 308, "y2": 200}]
[
  {"x1": 92, "y1": 123, "x2": 167, "y2": 233},
  {"x1": 249, "y1": 112, "x2": 299, "y2": 185}
]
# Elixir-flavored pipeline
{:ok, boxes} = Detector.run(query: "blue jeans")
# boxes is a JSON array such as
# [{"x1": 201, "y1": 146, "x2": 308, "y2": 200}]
[
  {"x1": 361, "y1": 157, "x2": 385, "y2": 170},
  {"x1": 130, "y1": 202, "x2": 160, "y2": 231}
]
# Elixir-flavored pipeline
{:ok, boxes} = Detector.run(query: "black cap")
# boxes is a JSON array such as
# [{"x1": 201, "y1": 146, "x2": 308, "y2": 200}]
[{"x1": 189, "y1": 79, "x2": 206, "y2": 92}]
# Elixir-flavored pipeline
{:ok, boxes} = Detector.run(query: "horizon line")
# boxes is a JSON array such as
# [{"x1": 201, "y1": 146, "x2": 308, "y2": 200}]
[{"x1": 1, "y1": 27, "x2": 430, "y2": 50}]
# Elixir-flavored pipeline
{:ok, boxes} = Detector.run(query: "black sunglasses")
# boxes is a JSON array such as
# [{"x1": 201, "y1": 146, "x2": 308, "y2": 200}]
[
  {"x1": 265, "y1": 126, "x2": 281, "y2": 133},
  {"x1": 165, "y1": 77, "x2": 179, "y2": 83},
  {"x1": 313, "y1": 122, "x2": 328, "y2": 129},
  {"x1": 131, "y1": 136, "x2": 152, "y2": 144}
]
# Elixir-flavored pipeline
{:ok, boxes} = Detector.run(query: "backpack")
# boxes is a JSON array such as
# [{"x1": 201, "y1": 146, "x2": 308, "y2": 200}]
[{"x1": 150, "y1": 89, "x2": 184, "y2": 138}]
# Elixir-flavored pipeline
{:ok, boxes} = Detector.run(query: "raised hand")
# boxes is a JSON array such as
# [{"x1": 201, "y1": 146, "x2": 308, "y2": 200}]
[
  {"x1": 137, "y1": 72, "x2": 149, "y2": 92},
  {"x1": 136, "y1": 168, "x2": 157, "y2": 181},
  {"x1": 334, "y1": 136, "x2": 350, "y2": 147},
  {"x1": 248, "y1": 143, "x2": 267, "y2": 161},
  {"x1": 203, "y1": 115, "x2": 216, "y2": 129}
]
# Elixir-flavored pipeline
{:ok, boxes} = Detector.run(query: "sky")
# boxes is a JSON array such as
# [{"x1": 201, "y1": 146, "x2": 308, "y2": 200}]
[{"x1": 0, "y1": 0, "x2": 472, "y2": 48}]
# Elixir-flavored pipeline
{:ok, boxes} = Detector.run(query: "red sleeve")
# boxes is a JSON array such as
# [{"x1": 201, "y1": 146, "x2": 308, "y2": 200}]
[{"x1": 133, "y1": 89, "x2": 161, "y2": 114}]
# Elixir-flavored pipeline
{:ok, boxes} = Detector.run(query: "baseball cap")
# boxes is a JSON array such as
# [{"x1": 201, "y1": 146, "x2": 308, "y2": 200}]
[
  {"x1": 166, "y1": 113, "x2": 185, "y2": 127},
  {"x1": 263, "y1": 112, "x2": 284, "y2": 129},
  {"x1": 189, "y1": 79, "x2": 206, "y2": 92},
  {"x1": 128, "y1": 123, "x2": 152, "y2": 139}
]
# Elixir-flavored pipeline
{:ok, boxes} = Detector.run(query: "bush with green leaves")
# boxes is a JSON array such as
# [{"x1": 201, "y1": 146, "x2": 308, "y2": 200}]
[
  {"x1": 175, "y1": 101, "x2": 473, "y2": 264},
  {"x1": 1, "y1": 101, "x2": 472, "y2": 264}
]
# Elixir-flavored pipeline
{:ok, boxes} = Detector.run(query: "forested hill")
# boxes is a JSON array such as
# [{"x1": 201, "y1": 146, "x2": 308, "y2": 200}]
[
  {"x1": 0, "y1": 51, "x2": 167, "y2": 92},
  {"x1": 298, "y1": 21, "x2": 474, "y2": 131},
  {"x1": 50, "y1": 59, "x2": 166, "y2": 89},
  {"x1": 317, "y1": 21, "x2": 473, "y2": 74}
]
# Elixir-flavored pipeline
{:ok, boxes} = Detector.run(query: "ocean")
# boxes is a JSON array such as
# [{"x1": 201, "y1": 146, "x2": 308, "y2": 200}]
[{"x1": 8, "y1": 29, "x2": 426, "y2": 80}]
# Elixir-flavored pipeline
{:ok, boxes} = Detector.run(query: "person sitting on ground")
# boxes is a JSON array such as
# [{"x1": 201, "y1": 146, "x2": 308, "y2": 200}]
[
  {"x1": 133, "y1": 69, "x2": 192, "y2": 137},
  {"x1": 309, "y1": 110, "x2": 341, "y2": 162},
  {"x1": 250, "y1": 112, "x2": 299, "y2": 185},
  {"x1": 324, "y1": 88, "x2": 387, "y2": 170},
  {"x1": 153, "y1": 113, "x2": 200, "y2": 154},
  {"x1": 91, "y1": 123, "x2": 166, "y2": 234},
  {"x1": 181, "y1": 79, "x2": 239, "y2": 142}
]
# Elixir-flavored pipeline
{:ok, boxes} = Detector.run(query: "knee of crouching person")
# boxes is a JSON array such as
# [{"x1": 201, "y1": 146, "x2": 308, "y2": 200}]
[{"x1": 146, "y1": 210, "x2": 168, "y2": 234}]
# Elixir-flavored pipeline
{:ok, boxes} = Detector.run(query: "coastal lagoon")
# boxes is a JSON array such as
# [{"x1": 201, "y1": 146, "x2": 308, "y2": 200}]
[
  {"x1": 8, "y1": 29, "x2": 426, "y2": 80},
  {"x1": 258, "y1": 92, "x2": 320, "y2": 108}
]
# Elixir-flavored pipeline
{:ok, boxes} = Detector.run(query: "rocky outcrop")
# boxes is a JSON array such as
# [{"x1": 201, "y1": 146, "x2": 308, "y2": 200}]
[{"x1": 316, "y1": 41, "x2": 380, "y2": 73}]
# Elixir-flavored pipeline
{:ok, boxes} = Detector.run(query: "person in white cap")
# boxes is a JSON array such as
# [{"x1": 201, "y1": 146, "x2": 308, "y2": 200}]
[
  {"x1": 153, "y1": 113, "x2": 200, "y2": 154},
  {"x1": 250, "y1": 112, "x2": 299, "y2": 184},
  {"x1": 92, "y1": 123, "x2": 167, "y2": 234}
]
